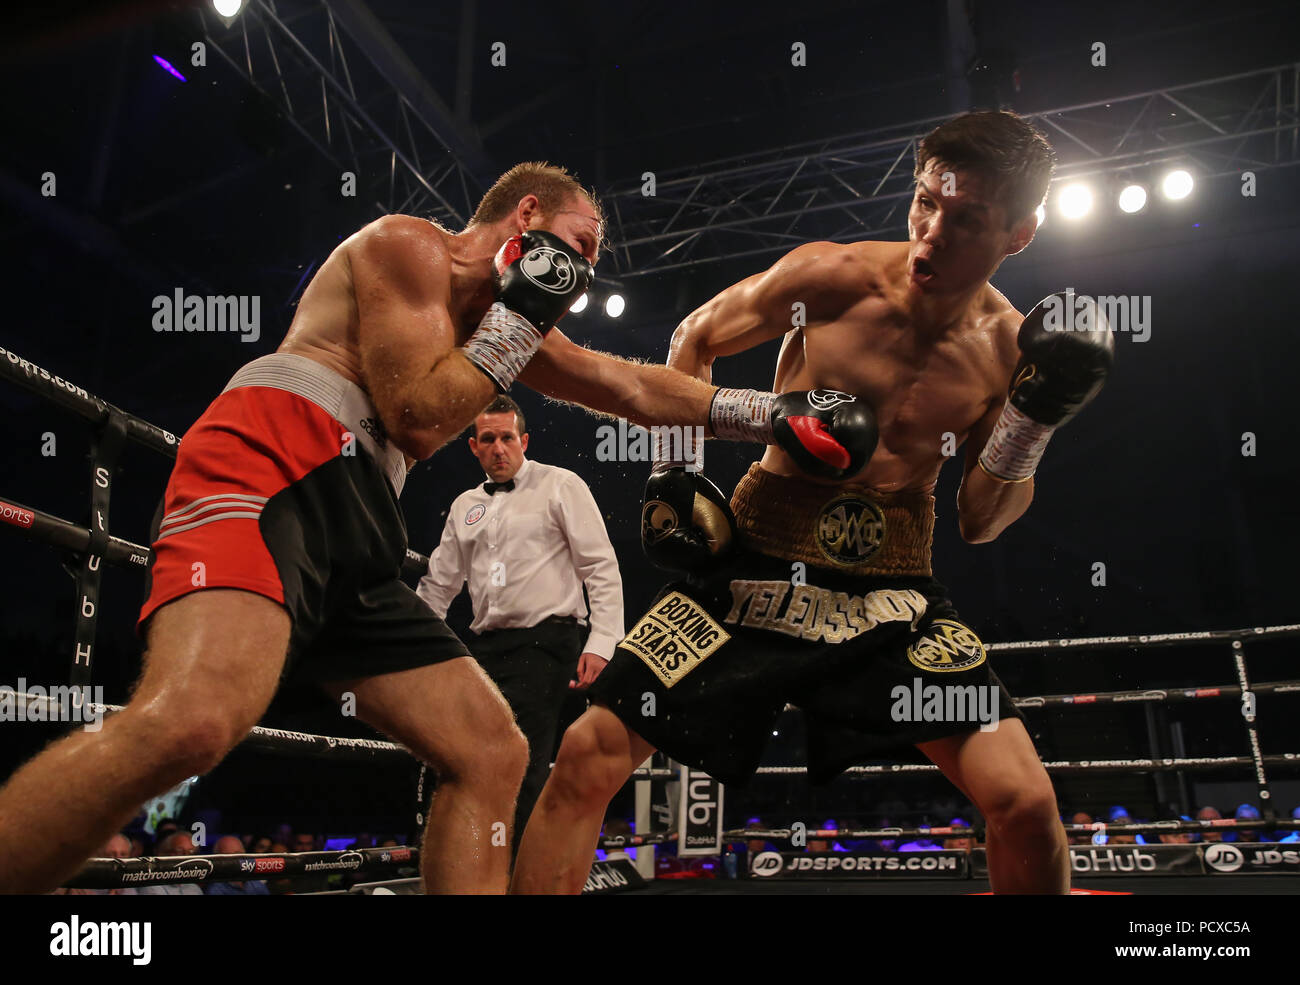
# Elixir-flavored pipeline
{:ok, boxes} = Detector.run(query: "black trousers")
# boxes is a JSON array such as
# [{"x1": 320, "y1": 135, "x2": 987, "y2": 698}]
[{"x1": 470, "y1": 619, "x2": 584, "y2": 848}]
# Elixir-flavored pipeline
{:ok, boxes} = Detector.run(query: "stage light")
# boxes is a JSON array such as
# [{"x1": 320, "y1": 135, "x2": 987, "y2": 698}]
[
  {"x1": 605, "y1": 294, "x2": 625, "y2": 318},
  {"x1": 1118, "y1": 184, "x2": 1148, "y2": 213},
  {"x1": 569, "y1": 293, "x2": 589, "y2": 314},
  {"x1": 1162, "y1": 169, "x2": 1194, "y2": 200},
  {"x1": 213, "y1": 0, "x2": 245, "y2": 16},
  {"x1": 1058, "y1": 183, "x2": 1093, "y2": 219}
]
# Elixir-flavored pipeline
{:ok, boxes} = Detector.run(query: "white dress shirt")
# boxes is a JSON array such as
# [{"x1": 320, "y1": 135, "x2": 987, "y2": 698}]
[{"x1": 416, "y1": 459, "x2": 625, "y2": 659}]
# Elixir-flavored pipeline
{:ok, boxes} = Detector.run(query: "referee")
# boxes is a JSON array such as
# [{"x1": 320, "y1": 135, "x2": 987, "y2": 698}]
[{"x1": 417, "y1": 395, "x2": 623, "y2": 848}]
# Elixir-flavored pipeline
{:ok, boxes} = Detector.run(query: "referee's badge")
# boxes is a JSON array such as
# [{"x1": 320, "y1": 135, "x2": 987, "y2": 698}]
[{"x1": 465, "y1": 504, "x2": 486, "y2": 525}]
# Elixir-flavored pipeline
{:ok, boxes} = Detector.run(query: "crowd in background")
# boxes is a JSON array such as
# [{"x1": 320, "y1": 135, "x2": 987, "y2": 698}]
[
  {"x1": 51, "y1": 822, "x2": 411, "y2": 895},
  {"x1": 612, "y1": 800, "x2": 1300, "y2": 878},
  {"x1": 50, "y1": 798, "x2": 1300, "y2": 892}
]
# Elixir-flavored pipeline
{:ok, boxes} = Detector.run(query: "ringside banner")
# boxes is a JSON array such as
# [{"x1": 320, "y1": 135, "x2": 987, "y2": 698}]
[
  {"x1": 581, "y1": 858, "x2": 644, "y2": 894},
  {"x1": 749, "y1": 851, "x2": 969, "y2": 879},
  {"x1": 1202, "y1": 842, "x2": 1300, "y2": 875},
  {"x1": 677, "y1": 764, "x2": 724, "y2": 856},
  {"x1": 971, "y1": 844, "x2": 1202, "y2": 878}
]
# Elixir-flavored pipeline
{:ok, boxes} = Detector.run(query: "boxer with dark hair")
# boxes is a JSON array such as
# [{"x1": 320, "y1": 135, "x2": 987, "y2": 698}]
[{"x1": 513, "y1": 112, "x2": 1113, "y2": 895}]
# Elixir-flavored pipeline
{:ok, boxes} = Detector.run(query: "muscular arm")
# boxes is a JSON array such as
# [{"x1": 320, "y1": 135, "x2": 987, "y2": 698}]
[
  {"x1": 556, "y1": 475, "x2": 624, "y2": 660},
  {"x1": 518, "y1": 242, "x2": 856, "y2": 429},
  {"x1": 415, "y1": 508, "x2": 467, "y2": 618},
  {"x1": 955, "y1": 397, "x2": 1034, "y2": 543},
  {"x1": 351, "y1": 216, "x2": 495, "y2": 459},
  {"x1": 517, "y1": 328, "x2": 716, "y2": 429},
  {"x1": 668, "y1": 242, "x2": 857, "y2": 380}
]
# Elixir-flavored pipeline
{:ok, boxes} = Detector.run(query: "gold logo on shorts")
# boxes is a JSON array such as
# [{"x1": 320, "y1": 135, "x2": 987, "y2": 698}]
[
  {"x1": 618, "y1": 591, "x2": 730, "y2": 688},
  {"x1": 907, "y1": 619, "x2": 987, "y2": 673},
  {"x1": 815, "y1": 495, "x2": 886, "y2": 566}
]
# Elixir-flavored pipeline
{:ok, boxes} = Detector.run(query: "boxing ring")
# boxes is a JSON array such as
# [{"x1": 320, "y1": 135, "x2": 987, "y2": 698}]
[{"x1": 3, "y1": 345, "x2": 1298, "y2": 895}]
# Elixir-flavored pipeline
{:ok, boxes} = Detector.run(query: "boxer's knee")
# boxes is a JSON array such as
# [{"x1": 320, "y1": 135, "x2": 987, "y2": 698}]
[
  {"x1": 483, "y1": 720, "x2": 530, "y2": 792},
  {"x1": 120, "y1": 699, "x2": 244, "y2": 781},
  {"x1": 982, "y1": 772, "x2": 1060, "y2": 837},
  {"x1": 431, "y1": 698, "x2": 528, "y2": 792},
  {"x1": 546, "y1": 715, "x2": 629, "y2": 813}
]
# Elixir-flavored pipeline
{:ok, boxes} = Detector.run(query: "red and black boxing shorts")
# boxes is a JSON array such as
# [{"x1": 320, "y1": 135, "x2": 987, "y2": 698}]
[{"x1": 138, "y1": 353, "x2": 468, "y2": 681}]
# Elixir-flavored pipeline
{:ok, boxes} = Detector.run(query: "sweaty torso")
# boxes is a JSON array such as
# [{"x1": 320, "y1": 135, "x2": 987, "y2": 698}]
[
  {"x1": 276, "y1": 217, "x2": 492, "y2": 470},
  {"x1": 277, "y1": 218, "x2": 484, "y2": 387},
  {"x1": 277, "y1": 243, "x2": 367, "y2": 384},
  {"x1": 762, "y1": 241, "x2": 1021, "y2": 493}
]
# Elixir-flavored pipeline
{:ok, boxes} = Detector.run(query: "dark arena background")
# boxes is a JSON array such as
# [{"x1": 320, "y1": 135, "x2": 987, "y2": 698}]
[{"x1": 2, "y1": 0, "x2": 1300, "y2": 955}]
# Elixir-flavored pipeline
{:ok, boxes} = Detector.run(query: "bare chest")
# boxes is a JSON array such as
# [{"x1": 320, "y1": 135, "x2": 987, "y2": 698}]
[{"x1": 776, "y1": 301, "x2": 1002, "y2": 483}]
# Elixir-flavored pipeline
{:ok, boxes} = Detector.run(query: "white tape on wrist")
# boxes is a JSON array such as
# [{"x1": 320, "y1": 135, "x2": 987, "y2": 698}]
[
  {"x1": 709, "y1": 388, "x2": 775, "y2": 442},
  {"x1": 978, "y1": 401, "x2": 1055, "y2": 481},
  {"x1": 651, "y1": 425, "x2": 704, "y2": 473},
  {"x1": 461, "y1": 302, "x2": 543, "y2": 390}
]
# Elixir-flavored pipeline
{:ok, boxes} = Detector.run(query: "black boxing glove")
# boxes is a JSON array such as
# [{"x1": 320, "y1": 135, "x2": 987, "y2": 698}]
[
  {"x1": 641, "y1": 465, "x2": 738, "y2": 572},
  {"x1": 978, "y1": 290, "x2": 1115, "y2": 481},
  {"x1": 708, "y1": 387, "x2": 879, "y2": 480},
  {"x1": 463, "y1": 230, "x2": 593, "y2": 390},
  {"x1": 492, "y1": 229, "x2": 593, "y2": 333},
  {"x1": 771, "y1": 389, "x2": 878, "y2": 479}
]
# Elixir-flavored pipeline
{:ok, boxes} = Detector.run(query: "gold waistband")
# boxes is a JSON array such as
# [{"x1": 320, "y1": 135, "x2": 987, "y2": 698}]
[{"x1": 730, "y1": 464, "x2": 934, "y2": 577}]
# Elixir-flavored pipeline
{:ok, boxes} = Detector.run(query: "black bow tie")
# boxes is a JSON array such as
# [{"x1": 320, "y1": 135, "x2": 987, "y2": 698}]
[{"x1": 483, "y1": 480, "x2": 515, "y2": 495}]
